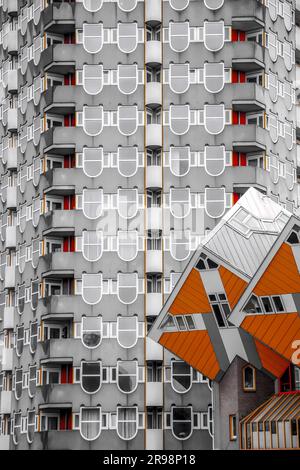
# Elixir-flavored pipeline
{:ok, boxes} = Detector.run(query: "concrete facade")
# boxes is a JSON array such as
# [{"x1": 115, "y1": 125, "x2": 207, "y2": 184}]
[{"x1": 0, "y1": 0, "x2": 298, "y2": 450}]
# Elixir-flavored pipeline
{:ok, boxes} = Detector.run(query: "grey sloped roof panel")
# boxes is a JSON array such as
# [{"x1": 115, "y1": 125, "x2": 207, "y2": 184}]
[{"x1": 205, "y1": 224, "x2": 278, "y2": 277}]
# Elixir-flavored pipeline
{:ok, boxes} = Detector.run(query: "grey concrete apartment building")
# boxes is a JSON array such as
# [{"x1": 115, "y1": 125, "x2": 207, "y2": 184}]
[{"x1": 0, "y1": 0, "x2": 298, "y2": 450}]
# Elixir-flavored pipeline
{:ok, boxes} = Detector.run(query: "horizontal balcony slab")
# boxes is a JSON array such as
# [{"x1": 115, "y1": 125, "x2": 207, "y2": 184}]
[
  {"x1": 0, "y1": 391, "x2": 12, "y2": 414},
  {"x1": 41, "y1": 44, "x2": 76, "y2": 74},
  {"x1": 3, "y1": 306, "x2": 15, "y2": 329},
  {"x1": 43, "y1": 3, "x2": 75, "y2": 33},
  {"x1": 42, "y1": 210, "x2": 76, "y2": 237}
]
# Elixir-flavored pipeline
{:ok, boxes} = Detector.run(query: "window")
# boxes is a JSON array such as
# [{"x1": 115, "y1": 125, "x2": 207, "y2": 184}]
[
  {"x1": 117, "y1": 231, "x2": 139, "y2": 262},
  {"x1": 17, "y1": 284, "x2": 25, "y2": 315},
  {"x1": 82, "y1": 274, "x2": 103, "y2": 305},
  {"x1": 29, "y1": 320, "x2": 38, "y2": 354},
  {"x1": 173, "y1": 315, "x2": 196, "y2": 331},
  {"x1": 117, "y1": 273, "x2": 138, "y2": 304},
  {"x1": 33, "y1": 76, "x2": 42, "y2": 106},
  {"x1": 204, "y1": 21, "x2": 225, "y2": 51},
  {"x1": 204, "y1": 187, "x2": 227, "y2": 218},
  {"x1": 81, "y1": 361, "x2": 102, "y2": 394},
  {"x1": 117, "y1": 147, "x2": 139, "y2": 177},
  {"x1": 81, "y1": 316, "x2": 102, "y2": 348},
  {"x1": 169, "y1": 64, "x2": 190, "y2": 94},
  {"x1": 269, "y1": 153, "x2": 279, "y2": 184},
  {"x1": 82, "y1": 188, "x2": 103, "y2": 220},
  {"x1": 242, "y1": 365, "x2": 256, "y2": 391},
  {"x1": 82, "y1": 231, "x2": 103, "y2": 262},
  {"x1": 14, "y1": 368, "x2": 23, "y2": 400},
  {"x1": 83, "y1": 0, "x2": 103, "y2": 12},
  {"x1": 204, "y1": 104, "x2": 226, "y2": 134},
  {"x1": 268, "y1": 72, "x2": 278, "y2": 102},
  {"x1": 33, "y1": 0, "x2": 42, "y2": 25},
  {"x1": 204, "y1": 62, "x2": 225, "y2": 93},
  {"x1": 33, "y1": 36, "x2": 42, "y2": 66},
  {"x1": 31, "y1": 279, "x2": 39, "y2": 311},
  {"x1": 169, "y1": 22, "x2": 189, "y2": 52},
  {"x1": 117, "y1": 360, "x2": 138, "y2": 394},
  {"x1": 283, "y1": 40, "x2": 293, "y2": 71},
  {"x1": 117, "y1": 64, "x2": 138, "y2": 95},
  {"x1": 170, "y1": 188, "x2": 191, "y2": 218},
  {"x1": 27, "y1": 410, "x2": 36, "y2": 444},
  {"x1": 283, "y1": 1, "x2": 293, "y2": 31},
  {"x1": 83, "y1": 64, "x2": 103, "y2": 95},
  {"x1": 118, "y1": 0, "x2": 137, "y2": 12},
  {"x1": 171, "y1": 407, "x2": 193, "y2": 440},
  {"x1": 170, "y1": 230, "x2": 191, "y2": 261},
  {"x1": 171, "y1": 361, "x2": 192, "y2": 393},
  {"x1": 204, "y1": 145, "x2": 226, "y2": 176},
  {"x1": 80, "y1": 407, "x2": 102, "y2": 441},
  {"x1": 28, "y1": 365, "x2": 37, "y2": 398},
  {"x1": 284, "y1": 80, "x2": 293, "y2": 111},
  {"x1": 82, "y1": 148, "x2": 103, "y2": 178},
  {"x1": 209, "y1": 293, "x2": 231, "y2": 328},
  {"x1": 268, "y1": 31, "x2": 278, "y2": 62},
  {"x1": 204, "y1": 0, "x2": 224, "y2": 9},
  {"x1": 116, "y1": 407, "x2": 139, "y2": 440},
  {"x1": 285, "y1": 122, "x2": 293, "y2": 151},
  {"x1": 32, "y1": 197, "x2": 41, "y2": 228},
  {"x1": 118, "y1": 105, "x2": 138, "y2": 136},
  {"x1": 82, "y1": 106, "x2": 103, "y2": 136},
  {"x1": 169, "y1": 146, "x2": 190, "y2": 177},
  {"x1": 117, "y1": 23, "x2": 138, "y2": 53},
  {"x1": 117, "y1": 316, "x2": 139, "y2": 349},
  {"x1": 169, "y1": 105, "x2": 190, "y2": 135},
  {"x1": 229, "y1": 415, "x2": 237, "y2": 440},
  {"x1": 16, "y1": 325, "x2": 24, "y2": 357},
  {"x1": 169, "y1": 0, "x2": 189, "y2": 10},
  {"x1": 18, "y1": 244, "x2": 26, "y2": 274},
  {"x1": 13, "y1": 412, "x2": 22, "y2": 446},
  {"x1": 268, "y1": 0, "x2": 278, "y2": 21},
  {"x1": 83, "y1": 23, "x2": 103, "y2": 53},
  {"x1": 117, "y1": 188, "x2": 139, "y2": 219},
  {"x1": 243, "y1": 294, "x2": 262, "y2": 314}
]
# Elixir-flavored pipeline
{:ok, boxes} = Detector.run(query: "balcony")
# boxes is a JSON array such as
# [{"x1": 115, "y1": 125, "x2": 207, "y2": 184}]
[
  {"x1": 2, "y1": 348, "x2": 13, "y2": 371},
  {"x1": 0, "y1": 391, "x2": 12, "y2": 414},
  {"x1": 6, "y1": 186, "x2": 17, "y2": 209},
  {"x1": 6, "y1": 147, "x2": 17, "y2": 169},
  {"x1": 7, "y1": 108, "x2": 17, "y2": 131},
  {"x1": 146, "y1": 337, "x2": 163, "y2": 360},
  {"x1": 145, "y1": 41, "x2": 162, "y2": 65},
  {"x1": 41, "y1": 44, "x2": 76, "y2": 74},
  {"x1": 43, "y1": 210, "x2": 75, "y2": 237},
  {"x1": 3, "y1": 306, "x2": 15, "y2": 329},
  {"x1": 146, "y1": 164, "x2": 162, "y2": 188},
  {"x1": 0, "y1": 436, "x2": 10, "y2": 450},
  {"x1": 146, "y1": 429, "x2": 163, "y2": 450},
  {"x1": 43, "y1": 295, "x2": 78, "y2": 315},
  {"x1": 7, "y1": 0, "x2": 18, "y2": 15},
  {"x1": 42, "y1": 128, "x2": 77, "y2": 155},
  {"x1": 43, "y1": 2, "x2": 75, "y2": 34},
  {"x1": 146, "y1": 293, "x2": 163, "y2": 316},
  {"x1": 146, "y1": 250, "x2": 163, "y2": 273},
  {"x1": 4, "y1": 266, "x2": 15, "y2": 289},
  {"x1": 231, "y1": 42, "x2": 264, "y2": 72},
  {"x1": 145, "y1": 0, "x2": 161, "y2": 23},
  {"x1": 146, "y1": 382, "x2": 163, "y2": 407},
  {"x1": 7, "y1": 30, "x2": 18, "y2": 55},
  {"x1": 7, "y1": 70, "x2": 18, "y2": 93},
  {"x1": 45, "y1": 252, "x2": 77, "y2": 272},
  {"x1": 43, "y1": 87, "x2": 76, "y2": 115},
  {"x1": 146, "y1": 207, "x2": 162, "y2": 230},
  {"x1": 146, "y1": 82, "x2": 162, "y2": 108},
  {"x1": 146, "y1": 124, "x2": 162, "y2": 148},
  {"x1": 41, "y1": 430, "x2": 83, "y2": 450},
  {"x1": 5, "y1": 226, "x2": 16, "y2": 249},
  {"x1": 229, "y1": 125, "x2": 267, "y2": 153},
  {"x1": 297, "y1": 26, "x2": 300, "y2": 63}
]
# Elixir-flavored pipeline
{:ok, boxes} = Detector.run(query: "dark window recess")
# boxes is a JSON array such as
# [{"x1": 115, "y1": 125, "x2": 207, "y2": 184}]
[
  {"x1": 287, "y1": 231, "x2": 299, "y2": 244},
  {"x1": 272, "y1": 296, "x2": 284, "y2": 312},
  {"x1": 196, "y1": 253, "x2": 219, "y2": 270},
  {"x1": 212, "y1": 304, "x2": 226, "y2": 328}
]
